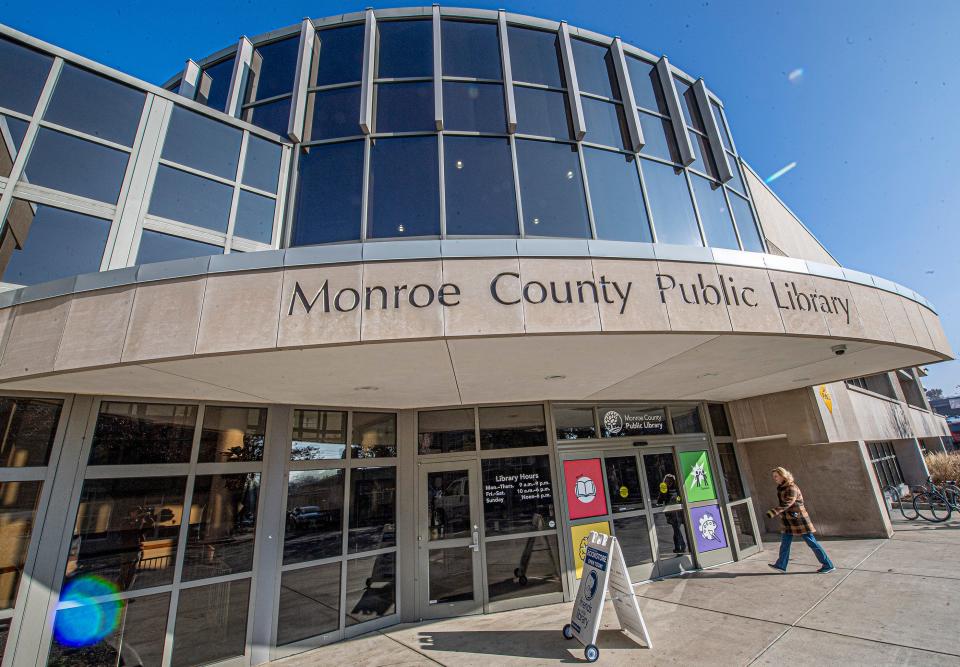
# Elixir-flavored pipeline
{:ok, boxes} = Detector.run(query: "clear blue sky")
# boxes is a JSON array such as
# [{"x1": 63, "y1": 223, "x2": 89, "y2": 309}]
[{"x1": 3, "y1": 0, "x2": 959, "y2": 393}]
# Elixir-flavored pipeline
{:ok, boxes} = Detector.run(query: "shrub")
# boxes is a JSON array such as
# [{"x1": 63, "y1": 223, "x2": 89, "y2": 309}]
[{"x1": 925, "y1": 451, "x2": 960, "y2": 484}]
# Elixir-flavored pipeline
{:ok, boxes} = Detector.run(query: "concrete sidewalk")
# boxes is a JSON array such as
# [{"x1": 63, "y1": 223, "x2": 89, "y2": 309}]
[{"x1": 271, "y1": 517, "x2": 960, "y2": 666}]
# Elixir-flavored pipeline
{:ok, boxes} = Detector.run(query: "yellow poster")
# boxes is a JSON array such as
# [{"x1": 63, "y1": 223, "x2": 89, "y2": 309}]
[{"x1": 570, "y1": 521, "x2": 610, "y2": 579}]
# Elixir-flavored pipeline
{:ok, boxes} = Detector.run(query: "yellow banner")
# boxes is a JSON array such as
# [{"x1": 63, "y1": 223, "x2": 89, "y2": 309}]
[{"x1": 570, "y1": 521, "x2": 610, "y2": 579}]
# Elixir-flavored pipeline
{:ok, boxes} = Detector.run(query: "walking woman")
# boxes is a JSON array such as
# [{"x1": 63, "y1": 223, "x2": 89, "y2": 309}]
[{"x1": 766, "y1": 467, "x2": 836, "y2": 573}]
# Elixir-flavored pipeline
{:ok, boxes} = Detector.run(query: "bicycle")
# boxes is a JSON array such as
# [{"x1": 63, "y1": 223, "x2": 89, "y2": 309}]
[
  {"x1": 883, "y1": 484, "x2": 919, "y2": 521},
  {"x1": 912, "y1": 476, "x2": 953, "y2": 523}
]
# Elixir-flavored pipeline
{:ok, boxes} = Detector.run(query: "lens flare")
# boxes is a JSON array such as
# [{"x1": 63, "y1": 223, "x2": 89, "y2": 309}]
[
  {"x1": 765, "y1": 162, "x2": 797, "y2": 184},
  {"x1": 53, "y1": 576, "x2": 123, "y2": 648},
  {"x1": 788, "y1": 68, "x2": 804, "y2": 83}
]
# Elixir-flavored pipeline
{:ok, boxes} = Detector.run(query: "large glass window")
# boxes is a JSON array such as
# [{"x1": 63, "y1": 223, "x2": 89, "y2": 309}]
[
  {"x1": 486, "y1": 535, "x2": 561, "y2": 603},
  {"x1": 641, "y1": 160, "x2": 701, "y2": 246},
  {"x1": 418, "y1": 408, "x2": 476, "y2": 454},
  {"x1": 581, "y1": 97, "x2": 627, "y2": 150},
  {"x1": 444, "y1": 136, "x2": 518, "y2": 236},
  {"x1": 442, "y1": 20, "x2": 502, "y2": 79},
  {"x1": 136, "y1": 230, "x2": 222, "y2": 264},
  {"x1": 241, "y1": 135, "x2": 282, "y2": 194},
  {"x1": 583, "y1": 148, "x2": 651, "y2": 242},
  {"x1": 571, "y1": 39, "x2": 618, "y2": 99},
  {"x1": 374, "y1": 82, "x2": 434, "y2": 132},
  {"x1": 554, "y1": 406, "x2": 596, "y2": 440},
  {"x1": 245, "y1": 97, "x2": 291, "y2": 136},
  {"x1": 198, "y1": 406, "x2": 266, "y2": 463},
  {"x1": 277, "y1": 563, "x2": 341, "y2": 645},
  {"x1": 508, "y1": 27, "x2": 563, "y2": 88},
  {"x1": 0, "y1": 480, "x2": 42, "y2": 609},
  {"x1": 0, "y1": 115, "x2": 28, "y2": 179},
  {"x1": 481, "y1": 455, "x2": 555, "y2": 535},
  {"x1": 0, "y1": 397, "x2": 62, "y2": 468},
  {"x1": 605, "y1": 456, "x2": 644, "y2": 513},
  {"x1": 351, "y1": 412, "x2": 397, "y2": 458},
  {"x1": 148, "y1": 165, "x2": 234, "y2": 232},
  {"x1": 306, "y1": 86, "x2": 361, "y2": 140},
  {"x1": 691, "y1": 175, "x2": 739, "y2": 250},
  {"x1": 717, "y1": 442, "x2": 745, "y2": 501},
  {"x1": 284, "y1": 469, "x2": 345, "y2": 564},
  {"x1": 367, "y1": 136, "x2": 440, "y2": 238},
  {"x1": 291, "y1": 409, "x2": 347, "y2": 460},
  {"x1": 348, "y1": 467, "x2": 396, "y2": 552},
  {"x1": 198, "y1": 56, "x2": 235, "y2": 111},
  {"x1": 479, "y1": 405, "x2": 547, "y2": 450},
  {"x1": 376, "y1": 20, "x2": 433, "y2": 78},
  {"x1": 514, "y1": 86, "x2": 571, "y2": 140},
  {"x1": 0, "y1": 36, "x2": 53, "y2": 115},
  {"x1": 345, "y1": 552, "x2": 395, "y2": 626},
  {"x1": 315, "y1": 25, "x2": 365, "y2": 86},
  {"x1": 515, "y1": 139, "x2": 589, "y2": 238},
  {"x1": 44, "y1": 64, "x2": 145, "y2": 146},
  {"x1": 233, "y1": 190, "x2": 276, "y2": 244},
  {"x1": 442, "y1": 82, "x2": 506, "y2": 133},
  {"x1": 23, "y1": 128, "x2": 128, "y2": 203},
  {"x1": 247, "y1": 36, "x2": 299, "y2": 102},
  {"x1": 729, "y1": 192, "x2": 764, "y2": 252},
  {"x1": 161, "y1": 106, "x2": 242, "y2": 180},
  {"x1": 291, "y1": 140, "x2": 364, "y2": 245},
  {"x1": 637, "y1": 112, "x2": 681, "y2": 163},
  {"x1": 88, "y1": 402, "x2": 197, "y2": 466},
  {"x1": 625, "y1": 57, "x2": 668, "y2": 115},
  {"x1": 171, "y1": 579, "x2": 250, "y2": 667}
]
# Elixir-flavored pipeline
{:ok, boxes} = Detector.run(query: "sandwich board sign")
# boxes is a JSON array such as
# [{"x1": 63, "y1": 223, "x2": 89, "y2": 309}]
[{"x1": 562, "y1": 531, "x2": 651, "y2": 662}]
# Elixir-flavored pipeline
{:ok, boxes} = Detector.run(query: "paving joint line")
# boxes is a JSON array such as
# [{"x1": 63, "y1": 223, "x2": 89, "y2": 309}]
[
  {"x1": 375, "y1": 627, "x2": 450, "y2": 666},
  {"x1": 636, "y1": 591, "x2": 793, "y2": 628}
]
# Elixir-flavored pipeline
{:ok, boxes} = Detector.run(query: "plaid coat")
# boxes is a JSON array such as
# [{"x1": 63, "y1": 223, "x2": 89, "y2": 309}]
[{"x1": 766, "y1": 482, "x2": 816, "y2": 535}]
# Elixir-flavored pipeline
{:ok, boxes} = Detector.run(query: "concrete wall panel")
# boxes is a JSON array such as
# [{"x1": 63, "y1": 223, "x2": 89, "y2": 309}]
[
  {"x1": 517, "y1": 257, "x2": 601, "y2": 333},
  {"x1": 121, "y1": 277, "x2": 206, "y2": 362},
  {"x1": 441, "y1": 257, "x2": 524, "y2": 337},
  {"x1": 196, "y1": 270, "x2": 284, "y2": 354},
  {"x1": 361, "y1": 260, "x2": 444, "y2": 341},
  {"x1": 590, "y1": 258, "x2": 670, "y2": 332},
  {"x1": 655, "y1": 261, "x2": 732, "y2": 332},
  {"x1": 0, "y1": 297, "x2": 71, "y2": 379},
  {"x1": 55, "y1": 287, "x2": 135, "y2": 371},
  {"x1": 278, "y1": 264, "x2": 363, "y2": 347}
]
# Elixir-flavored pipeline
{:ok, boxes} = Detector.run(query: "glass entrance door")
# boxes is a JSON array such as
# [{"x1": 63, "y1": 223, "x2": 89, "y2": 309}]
[
  {"x1": 643, "y1": 449, "x2": 694, "y2": 577},
  {"x1": 417, "y1": 460, "x2": 483, "y2": 619}
]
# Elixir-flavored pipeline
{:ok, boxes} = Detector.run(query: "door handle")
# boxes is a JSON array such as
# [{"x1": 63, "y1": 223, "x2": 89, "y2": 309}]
[{"x1": 469, "y1": 530, "x2": 480, "y2": 552}]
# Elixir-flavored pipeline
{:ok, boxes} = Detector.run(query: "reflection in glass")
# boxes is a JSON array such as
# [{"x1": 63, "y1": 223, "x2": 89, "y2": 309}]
[
  {"x1": 479, "y1": 405, "x2": 546, "y2": 450},
  {"x1": 429, "y1": 547, "x2": 474, "y2": 604},
  {"x1": 44, "y1": 64, "x2": 144, "y2": 146},
  {"x1": 711, "y1": 101, "x2": 733, "y2": 151},
  {"x1": 605, "y1": 456, "x2": 644, "y2": 512},
  {"x1": 23, "y1": 128, "x2": 128, "y2": 203},
  {"x1": 583, "y1": 148, "x2": 651, "y2": 242},
  {"x1": 66, "y1": 477, "x2": 187, "y2": 592},
  {"x1": 571, "y1": 39, "x2": 618, "y2": 99},
  {"x1": 481, "y1": 456, "x2": 554, "y2": 535},
  {"x1": 348, "y1": 467, "x2": 396, "y2": 552},
  {"x1": 241, "y1": 135, "x2": 281, "y2": 194},
  {"x1": 284, "y1": 470, "x2": 344, "y2": 564},
  {"x1": 199, "y1": 406, "x2": 266, "y2": 463},
  {"x1": 508, "y1": 27, "x2": 563, "y2": 87},
  {"x1": 730, "y1": 502, "x2": 756, "y2": 551},
  {"x1": 171, "y1": 579, "x2": 250, "y2": 667},
  {"x1": 89, "y1": 402, "x2": 197, "y2": 466},
  {"x1": 442, "y1": 20, "x2": 501, "y2": 79},
  {"x1": 182, "y1": 473, "x2": 260, "y2": 581},
  {"x1": 444, "y1": 136, "x2": 517, "y2": 236},
  {"x1": 443, "y1": 82, "x2": 506, "y2": 133},
  {"x1": 729, "y1": 192, "x2": 764, "y2": 252},
  {"x1": 292, "y1": 140, "x2": 363, "y2": 245},
  {"x1": 374, "y1": 82, "x2": 434, "y2": 133},
  {"x1": 486, "y1": 535, "x2": 561, "y2": 603},
  {"x1": 48, "y1": 592, "x2": 169, "y2": 667},
  {"x1": 0, "y1": 480, "x2": 41, "y2": 609},
  {"x1": 198, "y1": 57, "x2": 235, "y2": 111},
  {"x1": 367, "y1": 136, "x2": 440, "y2": 238},
  {"x1": 136, "y1": 230, "x2": 222, "y2": 264},
  {"x1": 554, "y1": 407, "x2": 595, "y2": 440},
  {"x1": 670, "y1": 406, "x2": 703, "y2": 434},
  {"x1": 351, "y1": 413, "x2": 397, "y2": 458},
  {"x1": 148, "y1": 165, "x2": 233, "y2": 232},
  {"x1": 345, "y1": 552, "x2": 395, "y2": 626},
  {"x1": 613, "y1": 515, "x2": 653, "y2": 568},
  {"x1": 307, "y1": 86, "x2": 361, "y2": 140},
  {"x1": 376, "y1": 20, "x2": 432, "y2": 78},
  {"x1": 654, "y1": 510, "x2": 688, "y2": 558},
  {"x1": 692, "y1": 175, "x2": 739, "y2": 250},
  {"x1": 0, "y1": 36, "x2": 53, "y2": 115},
  {"x1": 673, "y1": 77, "x2": 699, "y2": 129},
  {"x1": 515, "y1": 139, "x2": 589, "y2": 238},
  {"x1": 514, "y1": 86, "x2": 571, "y2": 140},
  {"x1": 641, "y1": 160, "x2": 701, "y2": 246},
  {"x1": 246, "y1": 97, "x2": 292, "y2": 136},
  {"x1": 0, "y1": 114, "x2": 29, "y2": 178},
  {"x1": 233, "y1": 189, "x2": 276, "y2": 244},
  {"x1": 277, "y1": 562, "x2": 341, "y2": 645},
  {"x1": 162, "y1": 106, "x2": 242, "y2": 179},
  {"x1": 582, "y1": 97, "x2": 627, "y2": 149},
  {"x1": 645, "y1": 452, "x2": 680, "y2": 507},
  {"x1": 637, "y1": 112, "x2": 680, "y2": 163},
  {"x1": 0, "y1": 397, "x2": 62, "y2": 468},
  {"x1": 315, "y1": 24, "x2": 365, "y2": 86},
  {"x1": 688, "y1": 130, "x2": 716, "y2": 178},
  {"x1": 247, "y1": 36, "x2": 299, "y2": 102},
  {"x1": 2, "y1": 202, "x2": 109, "y2": 286},
  {"x1": 726, "y1": 152, "x2": 747, "y2": 195},
  {"x1": 718, "y1": 442, "x2": 745, "y2": 501},
  {"x1": 625, "y1": 57, "x2": 667, "y2": 114},
  {"x1": 291, "y1": 409, "x2": 346, "y2": 460},
  {"x1": 427, "y1": 470, "x2": 471, "y2": 540},
  {"x1": 418, "y1": 408, "x2": 476, "y2": 454}
]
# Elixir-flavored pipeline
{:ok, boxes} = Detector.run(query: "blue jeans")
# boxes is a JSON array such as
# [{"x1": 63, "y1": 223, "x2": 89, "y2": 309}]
[{"x1": 775, "y1": 533, "x2": 834, "y2": 570}]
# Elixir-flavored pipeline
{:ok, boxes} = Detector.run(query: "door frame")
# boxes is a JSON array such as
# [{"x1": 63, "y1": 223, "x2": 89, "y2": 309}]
[{"x1": 674, "y1": 441, "x2": 735, "y2": 569}]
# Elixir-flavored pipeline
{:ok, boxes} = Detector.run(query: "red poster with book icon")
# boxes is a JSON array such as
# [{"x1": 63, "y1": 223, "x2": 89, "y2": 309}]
[{"x1": 564, "y1": 459, "x2": 608, "y2": 520}]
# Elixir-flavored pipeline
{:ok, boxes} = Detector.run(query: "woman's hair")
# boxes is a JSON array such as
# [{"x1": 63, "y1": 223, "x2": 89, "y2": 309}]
[{"x1": 771, "y1": 467, "x2": 794, "y2": 484}]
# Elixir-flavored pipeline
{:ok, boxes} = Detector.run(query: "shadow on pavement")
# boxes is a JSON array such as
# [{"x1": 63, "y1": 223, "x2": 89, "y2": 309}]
[{"x1": 415, "y1": 629, "x2": 645, "y2": 662}]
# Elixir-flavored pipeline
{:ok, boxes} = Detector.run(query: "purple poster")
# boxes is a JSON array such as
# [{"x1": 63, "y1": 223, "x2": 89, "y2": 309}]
[{"x1": 689, "y1": 504, "x2": 727, "y2": 553}]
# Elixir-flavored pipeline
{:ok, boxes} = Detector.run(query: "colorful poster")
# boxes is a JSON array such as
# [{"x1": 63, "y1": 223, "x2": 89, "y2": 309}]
[
  {"x1": 570, "y1": 521, "x2": 610, "y2": 578},
  {"x1": 689, "y1": 504, "x2": 727, "y2": 553},
  {"x1": 679, "y1": 450, "x2": 716, "y2": 502},
  {"x1": 563, "y1": 459, "x2": 608, "y2": 520}
]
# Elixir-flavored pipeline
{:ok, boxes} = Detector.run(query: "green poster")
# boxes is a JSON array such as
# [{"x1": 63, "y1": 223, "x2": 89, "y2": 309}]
[{"x1": 679, "y1": 450, "x2": 717, "y2": 502}]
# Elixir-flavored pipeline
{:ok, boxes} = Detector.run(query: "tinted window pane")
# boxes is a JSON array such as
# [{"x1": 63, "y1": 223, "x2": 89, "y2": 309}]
[
  {"x1": 307, "y1": 85, "x2": 361, "y2": 140},
  {"x1": 605, "y1": 456, "x2": 644, "y2": 512},
  {"x1": 625, "y1": 57, "x2": 667, "y2": 114},
  {"x1": 582, "y1": 97, "x2": 627, "y2": 149},
  {"x1": 291, "y1": 408, "x2": 346, "y2": 460},
  {"x1": 708, "y1": 404, "x2": 731, "y2": 437},
  {"x1": 0, "y1": 37, "x2": 53, "y2": 114},
  {"x1": 671, "y1": 405, "x2": 703, "y2": 433},
  {"x1": 345, "y1": 552, "x2": 395, "y2": 626},
  {"x1": 514, "y1": 86, "x2": 571, "y2": 140},
  {"x1": 2, "y1": 203, "x2": 109, "y2": 286},
  {"x1": 247, "y1": 96, "x2": 291, "y2": 136},
  {"x1": 642, "y1": 160, "x2": 701, "y2": 246},
  {"x1": 241, "y1": 135, "x2": 282, "y2": 193},
  {"x1": 368, "y1": 136, "x2": 440, "y2": 238},
  {"x1": 486, "y1": 535, "x2": 561, "y2": 602},
  {"x1": 638, "y1": 111, "x2": 680, "y2": 163},
  {"x1": 554, "y1": 406, "x2": 595, "y2": 440},
  {"x1": 0, "y1": 397, "x2": 62, "y2": 467},
  {"x1": 24, "y1": 128, "x2": 128, "y2": 203},
  {"x1": 162, "y1": 106, "x2": 242, "y2": 179},
  {"x1": 442, "y1": 20, "x2": 502, "y2": 79},
  {"x1": 277, "y1": 562, "x2": 341, "y2": 645},
  {"x1": 233, "y1": 189, "x2": 276, "y2": 243},
  {"x1": 44, "y1": 65, "x2": 144, "y2": 146},
  {"x1": 291, "y1": 140, "x2": 363, "y2": 245},
  {"x1": 418, "y1": 408, "x2": 476, "y2": 454},
  {"x1": 479, "y1": 405, "x2": 546, "y2": 449},
  {"x1": 148, "y1": 165, "x2": 233, "y2": 232},
  {"x1": 443, "y1": 82, "x2": 506, "y2": 133},
  {"x1": 89, "y1": 401, "x2": 197, "y2": 465},
  {"x1": 315, "y1": 24, "x2": 365, "y2": 86},
  {"x1": 137, "y1": 230, "x2": 221, "y2": 264},
  {"x1": 730, "y1": 502, "x2": 756, "y2": 550},
  {"x1": 718, "y1": 442, "x2": 745, "y2": 501},
  {"x1": 351, "y1": 412, "x2": 397, "y2": 458},
  {"x1": 508, "y1": 27, "x2": 563, "y2": 87},
  {"x1": 0, "y1": 480, "x2": 41, "y2": 609},
  {"x1": 688, "y1": 130, "x2": 716, "y2": 178},
  {"x1": 583, "y1": 148, "x2": 651, "y2": 242},
  {"x1": 375, "y1": 82, "x2": 433, "y2": 132},
  {"x1": 444, "y1": 136, "x2": 517, "y2": 236},
  {"x1": 182, "y1": 473, "x2": 260, "y2": 581},
  {"x1": 673, "y1": 77, "x2": 697, "y2": 129},
  {"x1": 0, "y1": 115, "x2": 28, "y2": 178},
  {"x1": 571, "y1": 39, "x2": 618, "y2": 99},
  {"x1": 644, "y1": 452, "x2": 680, "y2": 507},
  {"x1": 249, "y1": 36, "x2": 298, "y2": 101},
  {"x1": 348, "y1": 467, "x2": 396, "y2": 552},
  {"x1": 66, "y1": 476, "x2": 187, "y2": 592},
  {"x1": 515, "y1": 139, "x2": 589, "y2": 238},
  {"x1": 710, "y1": 101, "x2": 732, "y2": 152},
  {"x1": 199, "y1": 57, "x2": 235, "y2": 111},
  {"x1": 729, "y1": 192, "x2": 764, "y2": 252},
  {"x1": 171, "y1": 579, "x2": 250, "y2": 667},
  {"x1": 691, "y1": 175, "x2": 738, "y2": 249},
  {"x1": 284, "y1": 469, "x2": 345, "y2": 564},
  {"x1": 481, "y1": 455, "x2": 555, "y2": 535},
  {"x1": 613, "y1": 514, "x2": 653, "y2": 567},
  {"x1": 199, "y1": 406, "x2": 267, "y2": 463},
  {"x1": 377, "y1": 20, "x2": 432, "y2": 78}
]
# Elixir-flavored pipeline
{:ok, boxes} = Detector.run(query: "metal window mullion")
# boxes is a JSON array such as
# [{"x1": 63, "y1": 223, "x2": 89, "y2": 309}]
[
  {"x1": 558, "y1": 23, "x2": 586, "y2": 140},
  {"x1": 433, "y1": 5, "x2": 443, "y2": 131},
  {"x1": 142, "y1": 215, "x2": 228, "y2": 247},
  {"x1": 438, "y1": 133, "x2": 446, "y2": 237},
  {"x1": 288, "y1": 19, "x2": 317, "y2": 143},
  {"x1": 37, "y1": 119, "x2": 135, "y2": 153},
  {"x1": 156, "y1": 159, "x2": 237, "y2": 187},
  {"x1": 509, "y1": 134, "x2": 524, "y2": 236},
  {"x1": 684, "y1": 169, "x2": 709, "y2": 247},
  {"x1": 721, "y1": 184, "x2": 746, "y2": 251},
  {"x1": 271, "y1": 144, "x2": 291, "y2": 248},
  {"x1": 498, "y1": 11, "x2": 517, "y2": 133},
  {"x1": 225, "y1": 36, "x2": 255, "y2": 117},
  {"x1": 224, "y1": 131, "x2": 249, "y2": 253},
  {"x1": 359, "y1": 9, "x2": 377, "y2": 134},
  {"x1": 655, "y1": 56, "x2": 694, "y2": 166},
  {"x1": 576, "y1": 145, "x2": 598, "y2": 240},
  {"x1": 360, "y1": 135, "x2": 372, "y2": 241},
  {"x1": 692, "y1": 79, "x2": 731, "y2": 182},
  {"x1": 611, "y1": 38, "x2": 644, "y2": 152},
  {"x1": 634, "y1": 156, "x2": 657, "y2": 243}
]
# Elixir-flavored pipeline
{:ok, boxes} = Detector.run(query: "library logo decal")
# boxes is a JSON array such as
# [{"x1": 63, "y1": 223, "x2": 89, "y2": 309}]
[
  {"x1": 698, "y1": 512, "x2": 721, "y2": 542},
  {"x1": 575, "y1": 476, "x2": 598, "y2": 504},
  {"x1": 602, "y1": 411, "x2": 624, "y2": 435}
]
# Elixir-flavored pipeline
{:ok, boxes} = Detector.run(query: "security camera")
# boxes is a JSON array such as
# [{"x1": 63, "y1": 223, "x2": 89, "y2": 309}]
[{"x1": 831, "y1": 344, "x2": 847, "y2": 356}]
